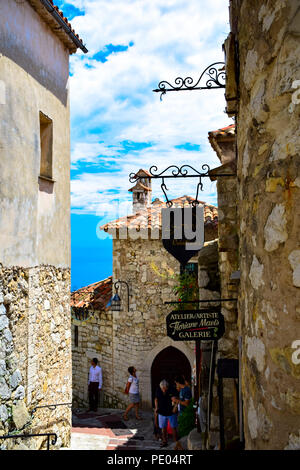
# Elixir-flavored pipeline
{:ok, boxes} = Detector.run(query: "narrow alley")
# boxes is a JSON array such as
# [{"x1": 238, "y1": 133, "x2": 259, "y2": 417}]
[{"x1": 63, "y1": 409, "x2": 186, "y2": 451}]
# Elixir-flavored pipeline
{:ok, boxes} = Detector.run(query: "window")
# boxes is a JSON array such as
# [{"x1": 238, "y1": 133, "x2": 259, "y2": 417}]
[
  {"x1": 74, "y1": 325, "x2": 78, "y2": 347},
  {"x1": 39, "y1": 111, "x2": 53, "y2": 179},
  {"x1": 180, "y1": 262, "x2": 198, "y2": 279}
]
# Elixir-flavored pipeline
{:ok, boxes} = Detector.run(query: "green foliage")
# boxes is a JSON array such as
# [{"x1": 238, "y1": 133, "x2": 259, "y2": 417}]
[
  {"x1": 173, "y1": 272, "x2": 198, "y2": 310},
  {"x1": 178, "y1": 398, "x2": 195, "y2": 438}
]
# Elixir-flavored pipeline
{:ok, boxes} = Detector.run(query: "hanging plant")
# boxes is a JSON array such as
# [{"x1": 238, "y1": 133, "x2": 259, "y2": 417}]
[{"x1": 173, "y1": 271, "x2": 198, "y2": 310}]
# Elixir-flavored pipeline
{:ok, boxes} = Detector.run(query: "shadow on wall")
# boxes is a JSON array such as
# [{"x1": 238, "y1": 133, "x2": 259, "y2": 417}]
[{"x1": 1, "y1": 41, "x2": 68, "y2": 106}]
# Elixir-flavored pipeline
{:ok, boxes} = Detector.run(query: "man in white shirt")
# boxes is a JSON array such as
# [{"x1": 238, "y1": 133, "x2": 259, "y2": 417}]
[{"x1": 88, "y1": 358, "x2": 102, "y2": 411}]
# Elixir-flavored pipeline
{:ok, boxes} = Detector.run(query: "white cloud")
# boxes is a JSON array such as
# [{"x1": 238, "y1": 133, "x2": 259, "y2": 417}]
[
  {"x1": 65, "y1": 0, "x2": 232, "y2": 218},
  {"x1": 71, "y1": 141, "x2": 122, "y2": 167}
]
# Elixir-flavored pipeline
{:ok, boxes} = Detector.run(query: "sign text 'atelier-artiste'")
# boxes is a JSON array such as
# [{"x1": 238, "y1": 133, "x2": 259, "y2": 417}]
[{"x1": 166, "y1": 309, "x2": 225, "y2": 341}]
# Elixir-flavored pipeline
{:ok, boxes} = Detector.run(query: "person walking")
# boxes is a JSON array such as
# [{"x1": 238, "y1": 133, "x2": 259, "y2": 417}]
[
  {"x1": 154, "y1": 379, "x2": 182, "y2": 449},
  {"x1": 88, "y1": 358, "x2": 102, "y2": 412},
  {"x1": 123, "y1": 366, "x2": 142, "y2": 421}
]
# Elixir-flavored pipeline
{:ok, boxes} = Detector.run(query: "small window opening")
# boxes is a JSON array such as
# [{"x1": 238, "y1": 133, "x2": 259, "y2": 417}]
[
  {"x1": 39, "y1": 111, "x2": 53, "y2": 179},
  {"x1": 75, "y1": 325, "x2": 78, "y2": 347}
]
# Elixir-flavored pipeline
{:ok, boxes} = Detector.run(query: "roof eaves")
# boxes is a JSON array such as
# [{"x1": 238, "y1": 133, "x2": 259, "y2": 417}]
[{"x1": 36, "y1": 0, "x2": 88, "y2": 53}]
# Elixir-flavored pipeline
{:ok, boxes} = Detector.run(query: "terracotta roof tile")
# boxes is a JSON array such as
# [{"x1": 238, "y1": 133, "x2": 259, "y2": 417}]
[
  {"x1": 48, "y1": 0, "x2": 86, "y2": 48},
  {"x1": 71, "y1": 276, "x2": 112, "y2": 311},
  {"x1": 209, "y1": 124, "x2": 235, "y2": 136},
  {"x1": 28, "y1": 0, "x2": 87, "y2": 52},
  {"x1": 101, "y1": 196, "x2": 218, "y2": 233}
]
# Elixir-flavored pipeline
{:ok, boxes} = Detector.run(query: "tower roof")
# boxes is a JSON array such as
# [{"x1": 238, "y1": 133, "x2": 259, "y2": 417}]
[
  {"x1": 133, "y1": 168, "x2": 152, "y2": 178},
  {"x1": 128, "y1": 181, "x2": 152, "y2": 192}
]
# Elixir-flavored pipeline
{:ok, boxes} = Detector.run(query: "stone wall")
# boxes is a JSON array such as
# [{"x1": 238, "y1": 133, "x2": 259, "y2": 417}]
[
  {"x1": 0, "y1": 265, "x2": 71, "y2": 450},
  {"x1": 227, "y1": 0, "x2": 300, "y2": 450},
  {"x1": 72, "y1": 237, "x2": 196, "y2": 411},
  {"x1": 72, "y1": 207, "x2": 218, "y2": 412},
  {"x1": 215, "y1": 175, "x2": 240, "y2": 447},
  {"x1": 0, "y1": 0, "x2": 73, "y2": 450},
  {"x1": 72, "y1": 309, "x2": 115, "y2": 409},
  {"x1": 197, "y1": 237, "x2": 239, "y2": 448},
  {"x1": 112, "y1": 237, "x2": 195, "y2": 410},
  {"x1": 197, "y1": 240, "x2": 220, "y2": 447}
]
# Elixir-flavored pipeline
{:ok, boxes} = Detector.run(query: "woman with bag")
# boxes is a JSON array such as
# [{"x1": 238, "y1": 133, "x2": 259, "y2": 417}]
[{"x1": 123, "y1": 366, "x2": 142, "y2": 421}]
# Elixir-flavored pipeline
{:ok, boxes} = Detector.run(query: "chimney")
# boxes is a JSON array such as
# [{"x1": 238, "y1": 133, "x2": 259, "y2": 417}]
[{"x1": 128, "y1": 169, "x2": 152, "y2": 213}]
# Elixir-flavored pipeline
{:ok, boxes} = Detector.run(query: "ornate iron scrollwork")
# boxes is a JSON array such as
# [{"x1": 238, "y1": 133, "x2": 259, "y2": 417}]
[
  {"x1": 129, "y1": 165, "x2": 211, "y2": 207},
  {"x1": 130, "y1": 164, "x2": 210, "y2": 183},
  {"x1": 71, "y1": 286, "x2": 95, "y2": 322},
  {"x1": 153, "y1": 62, "x2": 226, "y2": 100},
  {"x1": 129, "y1": 163, "x2": 236, "y2": 207}
]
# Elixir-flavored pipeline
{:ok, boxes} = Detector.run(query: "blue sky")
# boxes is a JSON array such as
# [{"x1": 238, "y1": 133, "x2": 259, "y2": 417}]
[{"x1": 55, "y1": 0, "x2": 232, "y2": 290}]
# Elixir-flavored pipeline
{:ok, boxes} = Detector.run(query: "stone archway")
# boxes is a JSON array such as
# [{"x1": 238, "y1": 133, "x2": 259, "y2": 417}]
[
  {"x1": 151, "y1": 346, "x2": 191, "y2": 406},
  {"x1": 138, "y1": 337, "x2": 194, "y2": 409}
]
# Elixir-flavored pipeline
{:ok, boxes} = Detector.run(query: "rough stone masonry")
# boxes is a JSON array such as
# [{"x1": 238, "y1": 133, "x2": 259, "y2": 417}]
[{"x1": 226, "y1": 0, "x2": 300, "y2": 450}]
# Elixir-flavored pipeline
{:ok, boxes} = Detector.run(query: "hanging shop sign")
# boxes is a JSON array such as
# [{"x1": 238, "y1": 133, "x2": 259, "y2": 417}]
[
  {"x1": 129, "y1": 166, "x2": 235, "y2": 265},
  {"x1": 162, "y1": 206, "x2": 204, "y2": 266},
  {"x1": 166, "y1": 309, "x2": 225, "y2": 341}
]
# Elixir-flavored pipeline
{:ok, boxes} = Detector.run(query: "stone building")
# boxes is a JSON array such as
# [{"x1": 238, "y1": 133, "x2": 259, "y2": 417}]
[
  {"x1": 0, "y1": 0, "x2": 86, "y2": 449},
  {"x1": 220, "y1": 0, "x2": 300, "y2": 450},
  {"x1": 71, "y1": 172, "x2": 219, "y2": 411},
  {"x1": 198, "y1": 124, "x2": 240, "y2": 448},
  {"x1": 71, "y1": 277, "x2": 113, "y2": 408}
]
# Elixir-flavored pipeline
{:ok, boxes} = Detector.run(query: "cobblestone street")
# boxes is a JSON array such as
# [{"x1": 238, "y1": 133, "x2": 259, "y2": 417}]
[{"x1": 63, "y1": 408, "x2": 187, "y2": 451}]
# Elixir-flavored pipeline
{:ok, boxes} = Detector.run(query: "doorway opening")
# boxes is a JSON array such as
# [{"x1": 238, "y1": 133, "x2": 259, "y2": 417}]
[{"x1": 151, "y1": 346, "x2": 191, "y2": 406}]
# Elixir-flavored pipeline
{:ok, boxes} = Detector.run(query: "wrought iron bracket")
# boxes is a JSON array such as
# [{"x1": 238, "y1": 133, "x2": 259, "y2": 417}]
[
  {"x1": 153, "y1": 62, "x2": 226, "y2": 100},
  {"x1": 129, "y1": 165, "x2": 236, "y2": 207},
  {"x1": 0, "y1": 433, "x2": 58, "y2": 450},
  {"x1": 31, "y1": 402, "x2": 73, "y2": 416},
  {"x1": 113, "y1": 280, "x2": 130, "y2": 312}
]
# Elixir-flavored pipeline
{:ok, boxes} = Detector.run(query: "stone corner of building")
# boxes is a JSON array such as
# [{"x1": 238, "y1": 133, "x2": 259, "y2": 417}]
[{"x1": 187, "y1": 428, "x2": 204, "y2": 450}]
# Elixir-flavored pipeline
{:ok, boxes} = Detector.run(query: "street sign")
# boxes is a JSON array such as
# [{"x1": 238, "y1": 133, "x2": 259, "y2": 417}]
[{"x1": 166, "y1": 309, "x2": 225, "y2": 341}]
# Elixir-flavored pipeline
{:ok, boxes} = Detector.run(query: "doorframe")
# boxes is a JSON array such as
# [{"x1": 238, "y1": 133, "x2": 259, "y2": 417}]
[{"x1": 138, "y1": 337, "x2": 194, "y2": 409}]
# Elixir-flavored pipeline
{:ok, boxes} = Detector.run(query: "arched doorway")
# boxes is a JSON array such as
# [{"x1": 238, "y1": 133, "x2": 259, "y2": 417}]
[{"x1": 151, "y1": 346, "x2": 191, "y2": 405}]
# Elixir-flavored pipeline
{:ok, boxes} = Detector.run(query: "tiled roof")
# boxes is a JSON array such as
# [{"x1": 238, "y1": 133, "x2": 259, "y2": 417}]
[
  {"x1": 71, "y1": 276, "x2": 112, "y2": 311},
  {"x1": 101, "y1": 196, "x2": 218, "y2": 233},
  {"x1": 134, "y1": 169, "x2": 152, "y2": 178},
  {"x1": 128, "y1": 181, "x2": 152, "y2": 192},
  {"x1": 209, "y1": 124, "x2": 235, "y2": 136},
  {"x1": 27, "y1": 0, "x2": 87, "y2": 53},
  {"x1": 208, "y1": 124, "x2": 236, "y2": 164}
]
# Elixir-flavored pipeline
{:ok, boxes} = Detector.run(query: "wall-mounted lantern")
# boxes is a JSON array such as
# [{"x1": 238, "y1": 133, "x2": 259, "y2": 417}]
[{"x1": 110, "y1": 280, "x2": 130, "y2": 312}]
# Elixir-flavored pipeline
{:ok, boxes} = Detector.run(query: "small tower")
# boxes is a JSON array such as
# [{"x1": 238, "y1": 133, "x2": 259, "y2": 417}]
[{"x1": 128, "y1": 169, "x2": 152, "y2": 213}]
